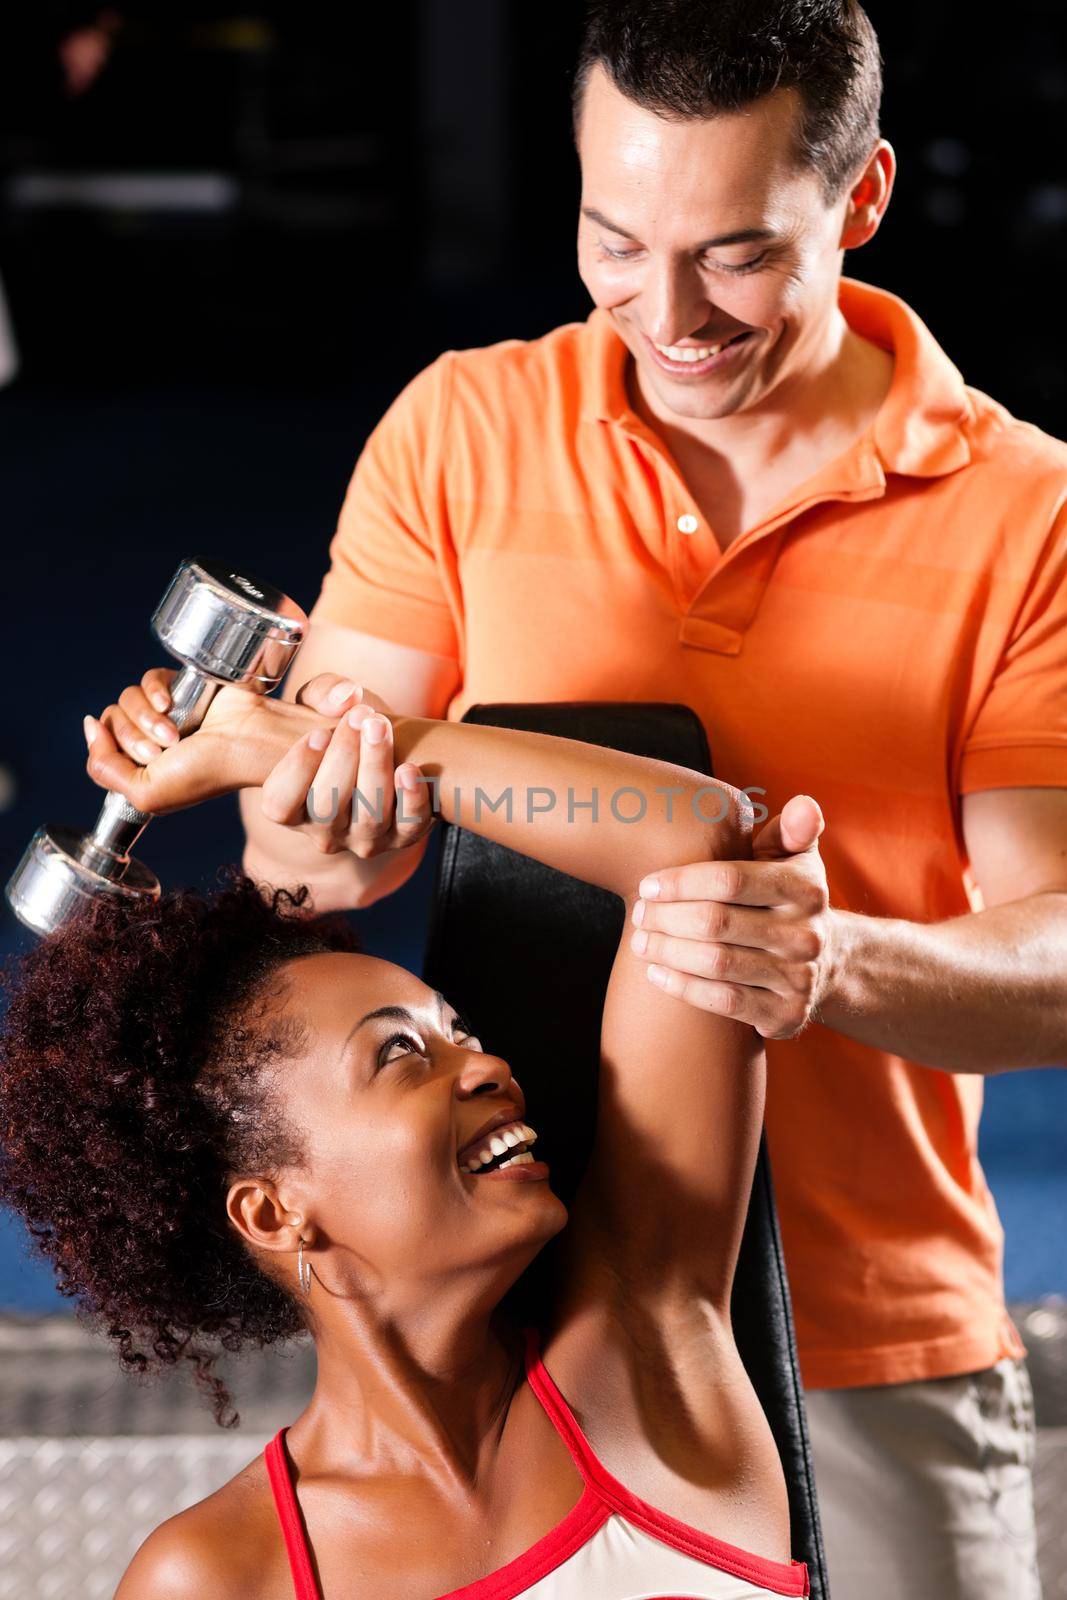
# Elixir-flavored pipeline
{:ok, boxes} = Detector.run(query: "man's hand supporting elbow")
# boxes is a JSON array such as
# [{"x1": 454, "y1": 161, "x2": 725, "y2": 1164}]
[{"x1": 625, "y1": 786, "x2": 1067, "y2": 1075}]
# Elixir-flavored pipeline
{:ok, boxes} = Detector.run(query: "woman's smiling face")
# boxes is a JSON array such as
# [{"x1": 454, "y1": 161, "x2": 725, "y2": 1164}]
[{"x1": 236, "y1": 951, "x2": 567, "y2": 1304}]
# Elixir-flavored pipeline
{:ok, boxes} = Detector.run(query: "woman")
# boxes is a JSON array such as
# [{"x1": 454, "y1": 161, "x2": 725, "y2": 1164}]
[{"x1": 3, "y1": 677, "x2": 809, "y2": 1599}]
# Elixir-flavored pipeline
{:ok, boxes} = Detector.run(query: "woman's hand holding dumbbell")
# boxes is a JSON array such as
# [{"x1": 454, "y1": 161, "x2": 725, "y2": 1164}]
[{"x1": 83, "y1": 672, "x2": 437, "y2": 856}]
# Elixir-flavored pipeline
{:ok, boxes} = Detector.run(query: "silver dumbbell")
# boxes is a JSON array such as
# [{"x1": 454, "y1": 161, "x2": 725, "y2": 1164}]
[{"x1": 6, "y1": 557, "x2": 308, "y2": 937}]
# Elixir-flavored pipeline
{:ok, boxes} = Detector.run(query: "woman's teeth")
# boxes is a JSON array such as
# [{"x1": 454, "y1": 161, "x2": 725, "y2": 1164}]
[{"x1": 459, "y1": 1122, "x2": 537, "y2": 1174}]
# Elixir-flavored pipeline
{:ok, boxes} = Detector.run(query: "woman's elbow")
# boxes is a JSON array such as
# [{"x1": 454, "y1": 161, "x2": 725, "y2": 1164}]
[
  {"x1": 702, "y1": 780, "x2": 755, "y2": 862},
  {"x1": 624, "y1": 776, "x2": 754, "y2": 892}
]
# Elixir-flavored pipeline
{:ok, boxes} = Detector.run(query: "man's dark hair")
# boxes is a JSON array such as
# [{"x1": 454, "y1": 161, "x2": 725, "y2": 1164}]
[{"x1": 573, "y1": 0, "x2": 883, "y2": 207}]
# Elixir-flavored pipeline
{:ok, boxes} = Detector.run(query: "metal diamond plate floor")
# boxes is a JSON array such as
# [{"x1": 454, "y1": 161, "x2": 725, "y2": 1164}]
[{"x1": 2, "y1": 1300, "x2": 1065, "y2": 1598}]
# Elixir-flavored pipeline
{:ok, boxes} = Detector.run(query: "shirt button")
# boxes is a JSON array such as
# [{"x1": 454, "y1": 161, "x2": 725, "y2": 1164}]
[{"x1": 676, "y1": 513, "x2": 699, "y2": 535}]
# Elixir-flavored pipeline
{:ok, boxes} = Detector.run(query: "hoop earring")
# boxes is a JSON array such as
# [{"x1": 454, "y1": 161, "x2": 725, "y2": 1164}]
[{"x1": 297, "y1": 1237, "x2": 312, "y2": 1297}]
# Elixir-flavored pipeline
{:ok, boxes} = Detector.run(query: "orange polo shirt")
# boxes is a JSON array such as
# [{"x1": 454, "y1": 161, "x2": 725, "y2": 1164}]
[{"x1": 310, "y1": 276, "x2": 1067, "y2": 1389}]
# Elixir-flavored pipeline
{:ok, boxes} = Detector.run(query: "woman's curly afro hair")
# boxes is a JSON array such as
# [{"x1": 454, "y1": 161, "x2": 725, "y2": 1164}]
[{"x1": 0, "y1": 865, "x2": 363, "y2": 1425}]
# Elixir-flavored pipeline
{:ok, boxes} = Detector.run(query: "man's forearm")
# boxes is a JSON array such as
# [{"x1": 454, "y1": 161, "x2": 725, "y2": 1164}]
[{"x1": 819, "y1": 891, "x2": 1067, "y2": 1072}]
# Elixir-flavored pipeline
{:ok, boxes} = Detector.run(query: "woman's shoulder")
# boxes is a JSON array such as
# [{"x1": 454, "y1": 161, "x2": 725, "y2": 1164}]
[{"x1": 114, "y1": 1446, "x2": 289, "y2": 1600}]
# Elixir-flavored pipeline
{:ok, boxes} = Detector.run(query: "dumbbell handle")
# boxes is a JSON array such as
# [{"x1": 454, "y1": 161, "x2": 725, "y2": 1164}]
[{"x1": 90, "y1": 663, "x2": 218, "y2": 861}]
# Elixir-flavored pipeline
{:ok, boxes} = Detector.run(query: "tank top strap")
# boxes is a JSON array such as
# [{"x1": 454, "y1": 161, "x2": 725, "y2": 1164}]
[
  {"x1": 521, "y1": 1324, "x2": 608, "y2": 1490},
  {"x1": 521, "y1": 1327, "x2": 811, "y2": 1597},
  {"x1": 264, "y1": 1430, "x2": 322, "y2": 1600}
]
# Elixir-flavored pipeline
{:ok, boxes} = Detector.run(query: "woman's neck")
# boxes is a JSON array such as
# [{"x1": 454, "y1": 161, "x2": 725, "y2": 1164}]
[{"x1": 288, "y1": 1298, "x2": 526, "y2": 1492}]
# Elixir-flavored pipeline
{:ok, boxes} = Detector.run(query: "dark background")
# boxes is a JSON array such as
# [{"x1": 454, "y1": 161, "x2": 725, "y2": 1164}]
[{"x1": 0, "y1": 1, "x2": 1064, "y2": 1308}]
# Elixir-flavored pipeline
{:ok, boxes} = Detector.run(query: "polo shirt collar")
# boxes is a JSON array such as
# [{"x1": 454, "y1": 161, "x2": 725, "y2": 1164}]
[{"x1": 580, "y1": 276, "x2": 973, "y2": 481}]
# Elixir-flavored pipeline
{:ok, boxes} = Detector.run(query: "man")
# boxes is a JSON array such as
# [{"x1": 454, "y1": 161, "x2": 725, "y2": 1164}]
[{"x1": 100, "y1": 3, "x2": 1064, "y2": 1595}]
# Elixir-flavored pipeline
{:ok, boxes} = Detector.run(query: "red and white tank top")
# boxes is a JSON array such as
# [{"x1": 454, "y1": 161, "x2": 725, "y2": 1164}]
[{"x1": 264, "y1": 1325, "x2": 810, "y2": 1600}]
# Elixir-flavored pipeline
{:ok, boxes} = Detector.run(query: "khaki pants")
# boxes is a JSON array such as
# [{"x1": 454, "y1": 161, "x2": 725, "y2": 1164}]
[{"x1": 804, "y1": 1358, "x2": 1042, "y2": 1600}]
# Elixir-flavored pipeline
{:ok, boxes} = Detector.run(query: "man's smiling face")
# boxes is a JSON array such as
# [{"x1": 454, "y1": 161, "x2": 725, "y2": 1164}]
[{"x1": 576, "y1": 63, "x2": 877, "y2": 424}]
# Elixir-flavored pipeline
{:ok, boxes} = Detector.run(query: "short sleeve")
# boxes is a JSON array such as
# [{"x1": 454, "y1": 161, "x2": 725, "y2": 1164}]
[
  {"x1": 309, "y1": 353, "x2": 461, "y2": 660},
  {"x1": 959, "y1": 503, "x2": 1067, "y2": 792}
]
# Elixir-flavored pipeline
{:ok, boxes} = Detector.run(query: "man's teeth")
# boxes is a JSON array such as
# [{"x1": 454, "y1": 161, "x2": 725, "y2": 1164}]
[
  {"x1": 653, "y1": 339, "x2": 730, "y2": 362},
  {"x1": 459, "y1": 1122, "x2": 537, "y2": 1173}
]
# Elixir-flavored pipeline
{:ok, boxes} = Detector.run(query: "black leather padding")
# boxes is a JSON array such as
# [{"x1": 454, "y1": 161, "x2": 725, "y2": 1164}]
[{"x1": 420, "y1": 701, "x2": 829, "y2": 1599}]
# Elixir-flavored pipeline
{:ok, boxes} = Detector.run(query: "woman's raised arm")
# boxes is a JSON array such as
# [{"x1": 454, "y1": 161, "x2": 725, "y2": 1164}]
[
  {"x1": 390, "y1": 711, "x2": 750, "y2": 894},
  {"x1": 87, "y1": 683, "x2": 752, "y2": 898},
  {"x1": 382, "y1": 714, "x2": 778, "y2": 1545}
]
